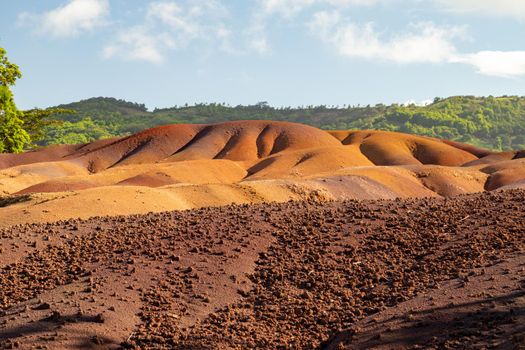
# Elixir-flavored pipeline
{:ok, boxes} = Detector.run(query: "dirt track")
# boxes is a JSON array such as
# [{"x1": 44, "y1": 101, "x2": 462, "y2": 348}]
[{"x1": 0, "y1": 190, "x2": 524, "y2": 349}]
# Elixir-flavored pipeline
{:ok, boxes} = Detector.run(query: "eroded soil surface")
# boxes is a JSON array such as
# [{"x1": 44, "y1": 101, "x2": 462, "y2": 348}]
[
  {"x1": 1, "y1": 190, "x2": 524, "y2": 349},
  {"x1": 2, "y1": 121, "x2": 525, "y2": 226}
]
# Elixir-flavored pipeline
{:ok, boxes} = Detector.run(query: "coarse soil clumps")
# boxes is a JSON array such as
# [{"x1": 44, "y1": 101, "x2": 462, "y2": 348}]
[{"x1": 0, "y1": 189, "x2": 524, "y2": 349}]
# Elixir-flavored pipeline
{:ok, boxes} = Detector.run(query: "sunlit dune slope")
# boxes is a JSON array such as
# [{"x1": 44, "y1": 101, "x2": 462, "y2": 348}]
[{"x1": 0, "y1": 120, "x2": 524, "y2": 224}]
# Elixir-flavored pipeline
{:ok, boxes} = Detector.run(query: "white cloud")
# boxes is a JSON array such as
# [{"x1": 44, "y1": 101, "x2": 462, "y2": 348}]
[
  {"x1": 147, "y1": 0, "x2": 228, "y2": 40},
  {"x1": 260, "y1": 0, "x2": 316, "y2": 17},
  {"x1": 311, "y1": 13, "x2": 466, "y2": 64},
  {"x1": 18, "y1": 0, "x2": 109, "y2": 38},
  {"x1": 436, "y1": 0, "x2": 525, "y2": 20},
  {"x1": 102, "y1": 27, "x2": 175, "y2": 64},
  {"x1": 310, "y1": 10, "x2": 342, "y2": 35},
  {"x1": 253, "y1": 0, "x2": 382, "y2": 54},
  {"x1": 103, "y1": 0, "x2": 232, "y2": 63},
  {"x1": 261, "y1": 0, "x2": 525, "y2": 19},
  {"x1": 452, "y1": 51, "x2": 525, "y2": 77},
  {"x1": 249, "y1": 36, "x2": 271, "y2": 54},
  {"x1": 21, "y1": 0, "x2": 525, "y2": 76},
  {"x1": 244, "y1": 17, "x2": 271, "y2": 54},
  {"x1": 147, "y1": 1, "x2": 203, "y2": 39},
  {"x1": 311, "y1": 13, "x2": 525, "y2": 77},
  {"x1": 325, "y1": 0, "x2": 380, "y2": 6},
  {"x1": 259, "y1": 0, "x2": 379, "y2": 17}
]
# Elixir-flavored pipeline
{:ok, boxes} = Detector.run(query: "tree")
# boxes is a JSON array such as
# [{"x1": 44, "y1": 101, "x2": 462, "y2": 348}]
[
  {"x1": 0, "y1": 48, "x2": 22, "y2": 86},
  {"x1": 0, "y1": 47, "x2": 72, "y2": 153},
  {"x1": 0, "y1": 48, "x2": 29, "y2": 153},
  {"x1": 22, "y1": 108, "x2": 72, "y2": 144}
]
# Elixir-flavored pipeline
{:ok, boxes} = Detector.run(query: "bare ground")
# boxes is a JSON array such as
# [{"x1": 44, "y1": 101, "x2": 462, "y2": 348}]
[{"x1": 0, "y1": 189, "x2": 524, "y2": 349}]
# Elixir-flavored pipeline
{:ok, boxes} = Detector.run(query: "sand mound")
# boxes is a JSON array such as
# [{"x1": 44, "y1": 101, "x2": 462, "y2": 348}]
[
  {"x1": 1, "y1": 120, "x2": 524, "y2": 224},
  {"x1": 0, "y1": 144, "x2": 77, "y2": 170},
  {"x1": 14, "y1": 160, "x2": 246, "y2": 194},
  {"x1": 245, "y1": 145, "x2": 373, "y2": 180},
  {"x1": 330, "y1": 130, "x2": 479, "y2": 166},
  {"x1": 64, "y1": 121, "x2": 341, "y2": 172},
  {"x1": 485, "y1": 167, "x2": 525, "y2": 191},
  {"x1": 412, "y1": 165, "x2": 488, "y2": 197}
]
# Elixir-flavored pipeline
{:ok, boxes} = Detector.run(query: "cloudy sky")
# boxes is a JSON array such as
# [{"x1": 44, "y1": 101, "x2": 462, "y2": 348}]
[{"x1": 1, "y1": 0, "x2": 525, "y2": 109}]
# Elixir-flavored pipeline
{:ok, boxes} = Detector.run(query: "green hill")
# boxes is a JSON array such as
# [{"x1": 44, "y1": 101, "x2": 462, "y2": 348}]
[{"x1": 40, "y1": 95, "x2": 525, "y2": 151}]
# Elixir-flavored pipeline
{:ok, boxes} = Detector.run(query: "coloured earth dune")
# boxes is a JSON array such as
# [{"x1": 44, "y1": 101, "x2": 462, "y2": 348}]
[
  {"x1": 1, "y1": 121, "x2": 524, "y2": 350},
  {"x1": 0, "y1": 120, "x2": 524, "y2": 226}
]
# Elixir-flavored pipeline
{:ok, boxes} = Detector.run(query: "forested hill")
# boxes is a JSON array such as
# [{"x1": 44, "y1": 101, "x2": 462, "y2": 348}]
[{"x1": 41, "y1": 95, "x2": 525, "y2": 151}]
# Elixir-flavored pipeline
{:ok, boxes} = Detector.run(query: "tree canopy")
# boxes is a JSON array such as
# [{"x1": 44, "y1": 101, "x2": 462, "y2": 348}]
[
  {"x1": 0, "y1": 47, "x2": 71, "y2": 153},
  {"x1": 0, "y1": 48, "x2": 29, "y2": 153},
  {"x1": 0, "y1": 48, "x2": 22, "y2": 86},
  {"x1": 42, "y1": 95, "x2": 525, "y2": 151}
]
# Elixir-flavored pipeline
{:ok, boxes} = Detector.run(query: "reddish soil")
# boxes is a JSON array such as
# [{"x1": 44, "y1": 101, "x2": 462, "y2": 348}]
[
  {"x1": 2, "y1": 121, "x2": 525, "y2": 225},
  {"x1": 1, "y1": 189, "x2": 524, "y2": 349}
]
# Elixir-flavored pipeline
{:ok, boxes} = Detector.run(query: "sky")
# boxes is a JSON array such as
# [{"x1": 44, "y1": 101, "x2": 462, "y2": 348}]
[{"x1": 1, "y1": 0, "x2": 525, "y2": 110}]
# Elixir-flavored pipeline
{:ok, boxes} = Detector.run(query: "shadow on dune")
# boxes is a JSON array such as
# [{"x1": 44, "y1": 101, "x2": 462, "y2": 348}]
[
  {"x1": 0, "y1": 312, "x2": 119, "y2": 349},
  {"x1": 324, "y1": 289, "x2": 525, "y2": 350}
]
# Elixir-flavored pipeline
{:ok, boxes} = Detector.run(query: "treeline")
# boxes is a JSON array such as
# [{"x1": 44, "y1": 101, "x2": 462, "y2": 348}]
[{"x1": 40, "y1": 95, "x2": 525, "y2": 151}]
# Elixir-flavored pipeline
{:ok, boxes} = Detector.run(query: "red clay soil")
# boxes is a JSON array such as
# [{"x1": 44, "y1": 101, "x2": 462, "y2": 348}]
[
  {"x1": 2, "y1": 122, "x2": 485, "y2": 174},
  {"x1": 3, "y1": 121, "x2": 525, "y2": 226},
  {"x1": 0, "y1": 189, "x2": 524, "y2": 349},
  {"x1": 65, "y1": 121, "x2": 343, "y2": 172}
]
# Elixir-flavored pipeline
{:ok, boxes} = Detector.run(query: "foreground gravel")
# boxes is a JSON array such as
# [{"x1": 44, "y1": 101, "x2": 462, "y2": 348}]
[{"x1": 1, "y1": 190, "x2": 524, "y2": 349}]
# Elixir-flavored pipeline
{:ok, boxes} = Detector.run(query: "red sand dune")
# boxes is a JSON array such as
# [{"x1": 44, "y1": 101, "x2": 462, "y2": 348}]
[
  {"x1": 1, "y1": 121, "x2": 524, "y2": 349},
  {"x1": 0, "y1": 120, "x2": 524, "y2": 224}
]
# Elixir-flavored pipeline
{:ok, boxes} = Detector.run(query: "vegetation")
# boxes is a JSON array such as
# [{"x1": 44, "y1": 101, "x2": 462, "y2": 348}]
[
  {"x1": 0, "y1": 47, "x2": 29, "y2": 153},
  {"x1": 0, "y1": 47, "x2": 72, "y2": 153},
  {"x1": 41, "y1": 96, "x2": 525, "y2": 151},
  {"x1": 2, "y1": 45, "x2": 523, "y2": 152}
]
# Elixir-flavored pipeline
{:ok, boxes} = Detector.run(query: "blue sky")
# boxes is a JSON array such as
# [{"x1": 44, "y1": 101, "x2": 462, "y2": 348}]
[{"x1": 1, "y1": 0, "x2": 525, "y2": 110}]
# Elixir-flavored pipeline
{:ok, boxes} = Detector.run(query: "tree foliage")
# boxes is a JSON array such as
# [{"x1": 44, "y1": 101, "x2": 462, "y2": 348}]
[
  {"x1": 0, "y1": 47, "x2": 71, "y2": 153},
  {"x1": 42, "y1": 96, "x2": 525, "y2": 151},
  {"x1": 21, "y1": 108, "x2": 72, "y2": 144},
  {"x1": 0, "y1": 48, "x2": 29, "y2": 153},
  {"x1": 42, "y1": 117, "x2": 115, "y2": 145},
  {"x1": 0, "y1": 48, "x2": 22, "y2": 86},
  {"x1": 0, "y1": 86, "x2": 30, "y2": 153}
]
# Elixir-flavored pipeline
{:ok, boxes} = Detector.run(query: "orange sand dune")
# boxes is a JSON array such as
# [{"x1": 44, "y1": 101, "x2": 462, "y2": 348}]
[{"x1": 0, "y1": 120, "x2": 524, "y2": 225}]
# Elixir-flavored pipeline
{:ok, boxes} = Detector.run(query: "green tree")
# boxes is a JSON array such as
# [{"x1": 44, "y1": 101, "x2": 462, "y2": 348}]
[
  {"x1": 42, "y1": 117, "x2": 114, "y2": 145},
  {"x1": 0, "y1": 48, "x2": 21, "y2": 86},
  {"x1": 0, "y1": 47, "x2": 70, "y2": 152},
  {"x1": 0, "y1": 48, "x2": 29, "y2": 153},
  {"x1": 22, "y1": 108, "x2": 72, "y2": 144}
]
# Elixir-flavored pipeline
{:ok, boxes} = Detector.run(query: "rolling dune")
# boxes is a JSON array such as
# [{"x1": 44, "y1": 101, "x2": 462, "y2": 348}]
[
  {"x1": 1, "y1": 120, "x2": 524, "y2": 225},
  {"x1": 1, "y1": 121, "x2": 524, "y2": 349}
]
